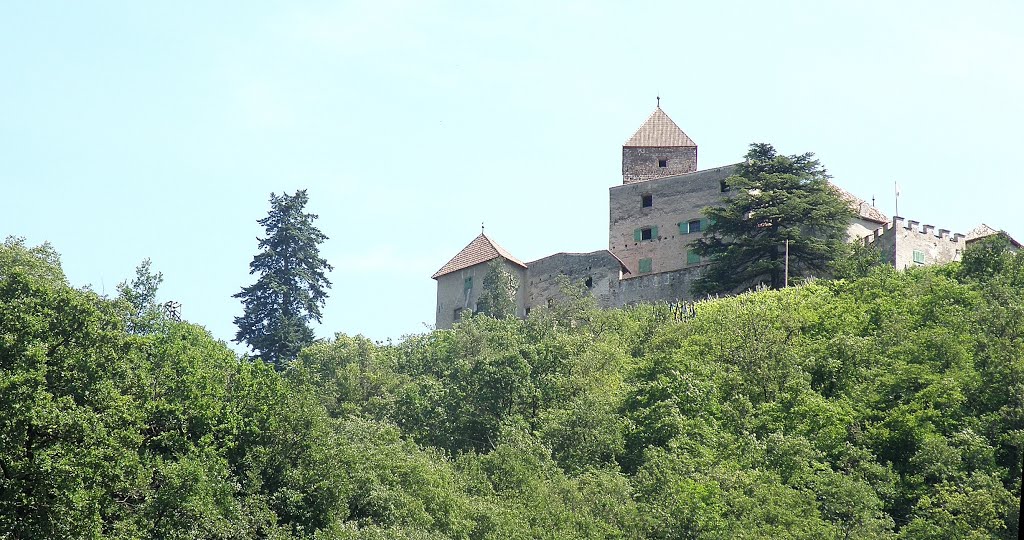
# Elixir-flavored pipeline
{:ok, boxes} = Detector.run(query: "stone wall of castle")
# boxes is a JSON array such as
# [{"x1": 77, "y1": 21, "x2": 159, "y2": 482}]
[
  {"x1": 607, "y1": 266, "x2": 704, "y2": 306},
  {"x1": 622, "y1": 146, "x2": 698, "y2": 184},
  {"x1": 525, "y1": 251, "x2": 624, "y2": 310},
  {"x1": 609, "y1": 164, "x2": 736, "y2": 276},
  {"x1": 863, "y1": 217, "x2": 966, "y2": 269}
]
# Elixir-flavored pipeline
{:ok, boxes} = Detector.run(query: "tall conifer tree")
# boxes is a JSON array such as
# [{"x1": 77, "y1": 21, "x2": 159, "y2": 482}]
[
  {"x1": 234, "y1": 190, "x2": 332, "y2": 367},
  {"x1": 691, "y1": 143, "x2": 852, "y2": 295}
]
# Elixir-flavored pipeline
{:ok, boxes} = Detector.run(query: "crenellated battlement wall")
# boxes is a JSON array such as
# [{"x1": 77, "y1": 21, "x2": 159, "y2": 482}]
[{"x1": 862, "y1": 216, "x2": 966, "y2": 268}]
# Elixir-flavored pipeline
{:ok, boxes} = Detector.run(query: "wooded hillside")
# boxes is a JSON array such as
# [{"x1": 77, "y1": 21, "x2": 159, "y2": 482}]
[{"x1": 1, "y1": 236, "x2": 1021, "y2": 539}]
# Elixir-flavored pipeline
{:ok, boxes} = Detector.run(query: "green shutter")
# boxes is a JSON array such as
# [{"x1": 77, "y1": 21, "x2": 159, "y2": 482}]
[
  {"x1": 679, "y1": 222, "x2": 687, "y2": 234},
  {"x1": 913, "y1": 250, "x2": 925, "y2": 264},
  {"x1": 634, "y1": 228, "x2": 642, "y2": 242},
  {"x1": 464, "y1": 276, "x2": 473, "y2": 291},
  {"x1": 701, "y1": 218, "x2": 710, "y2": 230},
  {"x1": 638, "y1": 258, "x2": 652, "y2": 273},
  {"x1": 708, "y1": 217, "x2": 717, "y2": 226},
  {"x1": 651, "y1": 226, "x2": 659, "y2": 240},
  {"x1": 687, "y1": 250, "x2": 701, "y2": 265}
]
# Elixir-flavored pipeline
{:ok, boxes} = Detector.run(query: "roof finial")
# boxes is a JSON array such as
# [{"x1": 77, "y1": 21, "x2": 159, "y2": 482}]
[
  {"x1": 656, "y1": 94, "x2": 660, "y2": 108},
  {"x1": 481, "y1": 221, "x2": 485, "y2": 234}
]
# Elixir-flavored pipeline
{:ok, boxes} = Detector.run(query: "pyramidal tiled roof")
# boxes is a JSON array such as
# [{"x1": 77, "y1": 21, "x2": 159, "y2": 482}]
[
  {"x1": 966, "y1": 223, "x2": 1000, "y2": 241},
  {"x1": 624, "y1": 107, "x2": 696, "y2": 147},
  {"x1": 431, "y1": 233, "x2": 527, "y2": 279},
  {"x1": 831, "y1": 183, "x2": 889, "y2": 224},
  {"x1": 966, "y1": 224, "x2": 1022, "y2": 248}
]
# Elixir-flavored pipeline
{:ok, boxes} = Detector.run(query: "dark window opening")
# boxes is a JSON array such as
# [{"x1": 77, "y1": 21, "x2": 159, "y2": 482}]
[
  {"x1": 658, "y1": 159, "x2": 668, "y2": 168},
  {"x1": 641, "y1": 227, "x2": 653, "y2": 241},
  {"x1": 584, "y1": 276, "x2": 593, "y2": 288},
  {"x1": 641, "y1": 194, "x2": 653, "y2": 208},
  {"x1": 454, "y1": 307, "x2": 464, "y2": 321},
  {"x1": 720, "y1": 180, "x2": 730, "y2": 192},
  {"x1": 688, "y1": 220, "x2": 702, "y2": 233}
]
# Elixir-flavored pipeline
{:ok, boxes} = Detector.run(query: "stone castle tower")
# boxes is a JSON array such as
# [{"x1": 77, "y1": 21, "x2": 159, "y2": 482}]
[{"x1": 621, "y1": 104, "x2": 698, "y2": 184}]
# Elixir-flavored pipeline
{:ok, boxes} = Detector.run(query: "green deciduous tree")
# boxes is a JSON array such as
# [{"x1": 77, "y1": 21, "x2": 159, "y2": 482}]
[
  {"x1": 116, "y1": 258, "x2": 165, "y2": 334},
  {"x1": 474, "y1": 258, "x2": 518, "y2": 320},
  {"x1": 234, "y1": 190, "x2": 333, "y2": 368},
  {"x1": 692, "y1": 143, "x2": 853, "y2": 295}
]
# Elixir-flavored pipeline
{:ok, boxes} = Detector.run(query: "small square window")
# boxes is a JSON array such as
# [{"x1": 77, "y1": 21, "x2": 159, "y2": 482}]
[
  {"x1": 687, "y1": 250, "x2": 701, "y2": 265},
  {"x1": 454, "y1": 307, "x2": 464, "y2": 320},
  {"x1": 641, "y1": 228, "x2": 653, "y2": 241},
  {"x1": 658, "y1": 159, "x2": 668, "y2": 168},
  {"x1": 584, "y1": 276, "x2": 593, "y2": 288},
  {"x1": 639, "y1": 258, "x2": 652, "y2": 273},
  {"x1": 720, "y1": 180, "x2": 730, "y2": 192},
  {"x1": 688, "y1": 219, "x2": 702, "y2": 234},
  {"x1": 912, "y1": 250, "x2": 925, "y2": 264},
  {"x1": 641, "y1": 194, "x2": 653, "y2": 208}
]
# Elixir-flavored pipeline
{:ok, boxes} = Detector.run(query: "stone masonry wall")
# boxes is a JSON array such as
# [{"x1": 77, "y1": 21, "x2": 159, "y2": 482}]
[
  {"x1": 525, "y1": 251, "x2": 624, "y2": 310},
  {"x1": 609, "y1": 164, "x2": 737, "y2": 277},
  {"x1": 608, "y1": 266, "x2": 705, "y2": 306},
  {"x1": 622, "y1": 146, "x2": 698, "y2": 184}
]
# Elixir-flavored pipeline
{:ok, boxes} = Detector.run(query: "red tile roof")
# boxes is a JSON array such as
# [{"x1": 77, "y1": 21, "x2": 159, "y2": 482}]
[
  {"x1": 431, "y1": 233, "x2": 527, "y2": 279},
  {"x1": 624, "y1": 107, "x2": 696, "y2": 147}
]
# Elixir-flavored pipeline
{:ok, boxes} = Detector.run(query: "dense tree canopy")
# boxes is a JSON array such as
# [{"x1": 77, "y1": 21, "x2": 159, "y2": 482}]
[
  {"x1": 692, "y1": 143, "x2": 853, "y2": 295},
  {"x1": 2, "y1": 236, "x2": 1022, "y2": 539},
  {"x1": 234, "y1": 190, "x2": 333, "y2": 368}
]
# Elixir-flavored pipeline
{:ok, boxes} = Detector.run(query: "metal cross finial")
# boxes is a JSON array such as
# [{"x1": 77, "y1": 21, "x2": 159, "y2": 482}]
[
  {"x1": 481, "y1": 222, "x2": 485, "y2": 234},
  {"x1": 656, "y1": 95, "x2": 660, "y2": 108}
]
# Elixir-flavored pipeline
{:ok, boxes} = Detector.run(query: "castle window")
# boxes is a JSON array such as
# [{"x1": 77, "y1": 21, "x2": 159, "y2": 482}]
[
  {"x1": 658, "y1": 159, "x2": 668, "y2": 168},
  {"x1": 720, "y1": 180, "x2": 730, "y2": 192},
  {"x1": 688, "y1": 219, "x2": 702, "y2": 233},
  {"x1": 635, "y1": 226, "x2": 657, "y2": 241},
  {"x1": 639, "y1": 258, "x2": 652, "y2": 273},
  {"x1": 913, "y1": 250, "x2": 925, "y2": 264},
  {"x1": 641, "y1": 194, "x2": 653, "y2": 208},
  {"x1": 687, "y1": 250, "x2": 701, "y2": 265},
  {"x1": 464, "y1": 276, "x2": 473, "y2": 291},
  {"x1": 585, "y1": 276, "x2": 593, "y2": 288},
  {"x1": 454, "y1": 307, "x2": 464, "y2": 321}
]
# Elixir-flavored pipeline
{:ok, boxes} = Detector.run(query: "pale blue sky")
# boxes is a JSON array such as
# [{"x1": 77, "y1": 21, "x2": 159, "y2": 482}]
[{"x1": 3, "y1": 1, "x2": 1022, "y2": 349}]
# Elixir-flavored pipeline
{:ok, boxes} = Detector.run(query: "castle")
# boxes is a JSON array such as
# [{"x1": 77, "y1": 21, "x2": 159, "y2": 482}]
[{"x1": 431, "y1": 105, "x2": 1016, "y2": 329}]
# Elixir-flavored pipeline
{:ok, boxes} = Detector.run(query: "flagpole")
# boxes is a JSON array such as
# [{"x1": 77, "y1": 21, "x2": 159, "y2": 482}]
[
  {"x1": 784, "y1": 239, "x2": 789, "y2": 288},
  {"x1": 895, "y1": 181, "x2": 900, "y2": 216}
]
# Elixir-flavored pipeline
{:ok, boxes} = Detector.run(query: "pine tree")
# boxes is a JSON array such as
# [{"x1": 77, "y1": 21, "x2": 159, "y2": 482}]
[
  {"x1": 234, "y1": 190, "x2": 332, "y2": 367},
  {"x1": 691, "y1": 143, "x2": 852, "y2": 295}
]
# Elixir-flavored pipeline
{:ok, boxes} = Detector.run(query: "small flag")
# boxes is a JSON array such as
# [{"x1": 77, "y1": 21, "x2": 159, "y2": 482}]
[{"x1": 895, "y1": 182, "x2": 901, "y2": 197}]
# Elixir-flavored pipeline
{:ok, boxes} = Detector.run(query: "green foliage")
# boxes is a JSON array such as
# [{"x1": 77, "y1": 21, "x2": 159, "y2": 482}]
[
  {"x1": 234, "y1": 190, "x2": 333, "y2": 368},
  {"x1": 0, "y1": 235, "x2": 66, "y2": 284},
  {"x1": 115, "y1": 258, "x2": 166, "y2": 334},
  {"x1": 3, "y1": 238, "x2": 1024, "y2": 538},
  {"x1": 831, "y1": 239, "x2": 887, "y2": 281},
  {"x1": 474, "y1": 258, "x2": 518, "y2": 320},
  {"x1": 692, "y1": 143, "x2": 853, "y2": 295}
]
